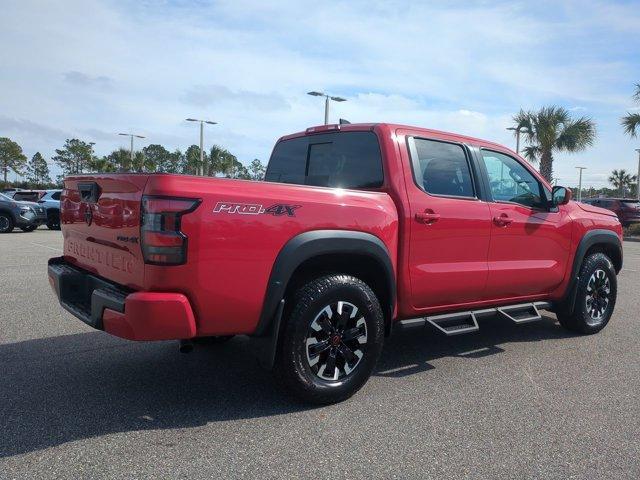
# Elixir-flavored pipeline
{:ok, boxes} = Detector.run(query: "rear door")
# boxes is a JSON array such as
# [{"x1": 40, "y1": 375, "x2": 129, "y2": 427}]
[
  {"x1": 478, "y1": 149, "x2": 572, "y2": 298},
  {"x1": 401, "y1": 134, "x2": 492, "y2": 309},
  {"x1": 61, "y1": 175, "x2": 149, "y2": 289}
]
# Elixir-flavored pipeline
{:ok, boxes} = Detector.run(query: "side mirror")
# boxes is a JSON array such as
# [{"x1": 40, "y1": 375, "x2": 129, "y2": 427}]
[{"x1": 551, "y1": 186, "x2": 572, "y2": 207}]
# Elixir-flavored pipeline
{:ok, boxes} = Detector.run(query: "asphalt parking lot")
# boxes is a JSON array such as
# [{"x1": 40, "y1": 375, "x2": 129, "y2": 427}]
[{"x1": 1, "y1": 229, "x2": 639, "y2": 479}]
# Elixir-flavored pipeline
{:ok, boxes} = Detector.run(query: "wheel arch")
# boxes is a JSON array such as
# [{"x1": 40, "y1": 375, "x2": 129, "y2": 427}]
[
  {"x1": 560, "y1": 229, "x2": 622, "y2": 315},
  {"x1": 253, "y1": 230, "x2": 396, "y2": 338}
]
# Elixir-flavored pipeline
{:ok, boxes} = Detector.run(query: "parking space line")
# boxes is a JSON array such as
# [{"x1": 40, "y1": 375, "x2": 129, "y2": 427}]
[{"x1": 28, "y1": 242, "x2": 62, "y2": 253}]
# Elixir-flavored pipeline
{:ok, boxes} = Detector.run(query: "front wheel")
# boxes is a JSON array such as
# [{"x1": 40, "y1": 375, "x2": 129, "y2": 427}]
[
  {"x1": 20, "y1": 225, "x2": 37, "y2": 232},
  {"x1": 274, "y1": 274, "x2": 385, "y2": 404},
  {"x1": 557, "y1": 252, "x2": 617, "y2": 334},
  {"x1": 0, "y1": 214, "x2": 15, "y2": 233}
]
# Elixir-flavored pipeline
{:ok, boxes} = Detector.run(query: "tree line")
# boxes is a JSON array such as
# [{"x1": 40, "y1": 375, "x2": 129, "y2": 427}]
[
  {"x1": 2, "y1": 83, "x2": 639, "y2": 191},
  {"x1": 0, "y1": 138, "x2": 267, "y2": 188}
]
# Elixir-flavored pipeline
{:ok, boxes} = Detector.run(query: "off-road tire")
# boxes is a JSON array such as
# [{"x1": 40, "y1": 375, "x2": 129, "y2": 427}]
[
  {"x1": 274, "y1": 274, "x2": 384, "y2": 404},
  {"x1": 557, "y1": 253, "x2": 617, "y2": 334}
]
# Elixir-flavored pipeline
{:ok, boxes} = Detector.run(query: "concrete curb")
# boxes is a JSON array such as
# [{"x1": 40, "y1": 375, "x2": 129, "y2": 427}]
[{"x1": 623, "y1": 236, "x2": 640, "y2": 243}]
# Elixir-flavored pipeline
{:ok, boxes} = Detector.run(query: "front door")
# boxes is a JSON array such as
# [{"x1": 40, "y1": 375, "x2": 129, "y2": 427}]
[
  {"x1": 478, "y1": 149, "x2": 572, "y2": 299},
  {"x1": 403, "y1": 135, "x2": 492, "y2": 310}
]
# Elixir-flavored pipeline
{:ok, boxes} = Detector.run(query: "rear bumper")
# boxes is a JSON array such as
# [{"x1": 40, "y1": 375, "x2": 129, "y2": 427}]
[{"x1": 47, "y1": 257, "x2": 196, "y2": 340}]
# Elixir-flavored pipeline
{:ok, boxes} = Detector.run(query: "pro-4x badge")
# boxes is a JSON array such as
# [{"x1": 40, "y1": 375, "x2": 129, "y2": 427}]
[{"x1": 213, "y1": 202, "x2": 300, "y2": 217}]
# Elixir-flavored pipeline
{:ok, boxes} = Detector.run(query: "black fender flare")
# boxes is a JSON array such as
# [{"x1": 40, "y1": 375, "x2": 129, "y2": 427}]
[
  {"x1": 251, "y1": 230, "x2": 396, "y2": 369},
  {"x1": 254, "y1": 229, "x2": 396, "y2": 336},
  {"x1": 561, "y1": 229, "x2": 622, "y2": 314}
]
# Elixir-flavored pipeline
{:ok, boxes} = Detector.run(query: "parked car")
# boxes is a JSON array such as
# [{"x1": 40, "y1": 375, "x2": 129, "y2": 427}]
[
  {"x1": 0, "y1": 192, "x2": 48, "y2": 233},
  {"x1": 11, "y1": 190, "x2": 46, "y2": 202},
  {"x1": 582, "y1": 198, "x2": 640, "y2": 227},
  {"x1": 1, "y1": 188, "x2": 24, "y2": 196},
  {"x1": 48, "y1": 123, "x2": 623, "y2": 404},
  {"x1": 37, "y1": 189, "x2": 62, "y2": 230}
]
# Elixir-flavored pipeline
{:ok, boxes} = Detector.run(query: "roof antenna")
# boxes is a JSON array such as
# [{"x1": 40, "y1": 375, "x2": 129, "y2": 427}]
[{"x1": 339, "y1": 118, "x2": 351, "y2": 125}]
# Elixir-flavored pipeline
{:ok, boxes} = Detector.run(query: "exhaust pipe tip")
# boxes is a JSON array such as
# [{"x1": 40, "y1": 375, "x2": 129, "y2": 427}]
[{"x1": 179, "y1": 339, "x2": 194, "y2": 354}]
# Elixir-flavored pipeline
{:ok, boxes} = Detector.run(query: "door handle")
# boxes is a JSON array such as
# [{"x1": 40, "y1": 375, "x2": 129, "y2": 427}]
[
  {"x1": 493, "y1": 214, "x2": 513, "y2": 227},
  {"x1": 415, "y1": 211, "x2": 440, "y2": 224}
]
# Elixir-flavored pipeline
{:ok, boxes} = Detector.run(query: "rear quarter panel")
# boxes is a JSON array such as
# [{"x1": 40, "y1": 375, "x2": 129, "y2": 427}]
[{"x1": 143, "y1": 175, "x2": 399, "y2": 335}]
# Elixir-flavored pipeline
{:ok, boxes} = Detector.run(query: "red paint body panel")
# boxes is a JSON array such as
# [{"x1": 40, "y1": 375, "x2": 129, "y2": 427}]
[
  {"x1": 102, "y1": 292, "x2": 196, "y2": 340},
  {"x1": 58, "y1": 123, "x2": 623, "y2": 341}
]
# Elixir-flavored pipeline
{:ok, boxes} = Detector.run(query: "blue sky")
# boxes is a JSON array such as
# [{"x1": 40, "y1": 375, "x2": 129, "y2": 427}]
[{"x1": 2, "y1": 0, "x2": 639, "y2": 187}]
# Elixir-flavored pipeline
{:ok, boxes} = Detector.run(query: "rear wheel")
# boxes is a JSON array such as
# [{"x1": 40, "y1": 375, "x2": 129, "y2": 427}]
[
  {"x1": 46, "y1": 210, "x2": 60, "y2": 230},
  {"x1": 0, "y1": 214, "x2": 14, "y2": 233},
  {"x1": 274, "y1": 274, "x2": 384, "y2": 404},
  {"x1": 557, "y1": 253, "x2": 617, "y2": 334}
]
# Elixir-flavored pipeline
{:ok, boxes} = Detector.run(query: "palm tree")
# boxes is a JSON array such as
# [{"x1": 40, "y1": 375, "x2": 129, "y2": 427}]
[
  {"x1": 608, "y1": 169, "x2": 637, "y2": 198},
  {"x1": 512, "y1": 106, "x2": 596, "y2": 182},
  {"x1": 621, "y1": 84, "x2": 640, "y2": 138}
]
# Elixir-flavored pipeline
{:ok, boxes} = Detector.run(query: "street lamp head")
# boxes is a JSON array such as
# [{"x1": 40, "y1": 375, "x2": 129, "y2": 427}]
[
  {"x1": 186, "y1": 118, "x2": 198, "y2": 122},
  {"x1": 118, "y1": 133, "x2": 128, "y2": 136},
  {"x1": 204, "y1": 121, "x2": 217, "y2": 125},
  {"x1": 330, "y1": 96, "x2": 347, "y2": 102},
  {"x1": 307, "y1": 91, "x2": 325, "y2": 97},
  {"x1": 506, "y1": 127, "x2": 518, "y2": 132},
  {"x1": 134, "y1": 135, "x2": 146, "y2": 139}
]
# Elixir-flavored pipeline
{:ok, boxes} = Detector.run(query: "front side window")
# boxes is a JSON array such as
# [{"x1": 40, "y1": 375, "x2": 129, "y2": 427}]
[
  {"x1": 409, "y1": 138, "x2": 475, "y2": 198},
  {"x1": 265, "y1": 131, "x2": 383, "y2": 189},
  {"x1": 481, "y1": 150, "x2": 547, "y2": 209}
]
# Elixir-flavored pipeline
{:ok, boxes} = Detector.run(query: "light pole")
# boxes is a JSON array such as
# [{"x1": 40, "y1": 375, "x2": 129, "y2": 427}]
[
  {"x1": 635, "y1": 148, "x2": 640, "y2": 201},
  {"x1": 506, "y1": 126, "x2": 530, "y2": 155},
  {"x1": 118, "y1": 133, "x2": 145, "y2": 171},
  {"x1": 88, "y1": 142, "x2": 96, "y2": 174},
  {"x1": 186, "y1": 118, "x2": 217, "y2": 176},
  {"x1": 307, "y1": 91, "x2": 347, "y2": 125},
  {"x1": 576, "y1": 166, "x2": 587, "y2": 202}
]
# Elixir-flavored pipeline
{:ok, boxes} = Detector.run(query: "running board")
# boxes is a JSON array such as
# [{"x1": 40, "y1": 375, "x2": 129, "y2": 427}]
[
  {"x1": 426, "y1": 311, "x2": 479, "y2": 336},
  {"x1": 396, "y1": 302, "x2": 552, "y2": 334},
  {"x1": 497, "y1": 304, "x2": 541, "y2": 324}
]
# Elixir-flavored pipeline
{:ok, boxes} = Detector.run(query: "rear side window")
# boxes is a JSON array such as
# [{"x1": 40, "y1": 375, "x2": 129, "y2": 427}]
[
  {"x1": 13, "y1": 192, "x2": 40, "y2": 202},
  {"x1": 408, "y1": 137, "x2": 475, "y2": 198},
  {"x1": 51, "y1": 192, "x2": 61, "y2": 200},
  {"x1": 265, "y1": 131, "x2": 383, "y2": 189}
]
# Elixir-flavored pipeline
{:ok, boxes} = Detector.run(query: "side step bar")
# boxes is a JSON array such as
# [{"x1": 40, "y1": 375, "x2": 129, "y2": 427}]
[
  {"x1": 426, "y1": 311, "x2": 478, "y2": 336},
  {"x1": 396, "y1": 302, "x2": 552, "y2": 335}
]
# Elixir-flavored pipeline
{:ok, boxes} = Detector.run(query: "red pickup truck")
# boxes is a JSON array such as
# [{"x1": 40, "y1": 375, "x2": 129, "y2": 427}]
[{"x1": 49, "y1": 123, "x2": 623, "y2": 404}]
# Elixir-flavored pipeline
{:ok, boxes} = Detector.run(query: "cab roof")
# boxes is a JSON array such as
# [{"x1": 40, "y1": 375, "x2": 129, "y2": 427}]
[{"x1": 278, "y1": 123, "x2": 517, "y2": 156}]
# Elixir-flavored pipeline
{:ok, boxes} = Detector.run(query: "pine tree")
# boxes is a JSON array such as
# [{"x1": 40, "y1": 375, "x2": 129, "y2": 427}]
[
  {"x1": 52, "y1": 139, "x2": 94, "y2": 175},
  {"x1": 26, "y1": 152, "x2": 52, "y2": 185},
  {"x1": 0, "y1": 137, "x2": 27, "y2": 186}
]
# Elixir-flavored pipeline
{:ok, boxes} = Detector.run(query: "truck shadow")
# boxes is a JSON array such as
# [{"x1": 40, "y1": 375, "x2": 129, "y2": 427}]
[
  {"x1": 376, "y1": 313, "x2": 579, "y2": 377},
  {"x1": 0, "y1": 313, "x2": 576, "y2": 458}
]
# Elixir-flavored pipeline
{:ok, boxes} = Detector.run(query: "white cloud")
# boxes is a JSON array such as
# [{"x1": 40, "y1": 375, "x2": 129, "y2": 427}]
[{"x1": 0, "y1": 0, "x2": 638, "y2": 186}]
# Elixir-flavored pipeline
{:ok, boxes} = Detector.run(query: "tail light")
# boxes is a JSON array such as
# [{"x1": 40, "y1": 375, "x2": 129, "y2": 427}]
[{"x1": 141, "y1": 196, "x2": 200, "y2": 265}]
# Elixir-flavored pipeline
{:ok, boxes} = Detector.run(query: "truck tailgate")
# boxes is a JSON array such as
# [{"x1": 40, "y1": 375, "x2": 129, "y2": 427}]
[{"x1": 61, "y1": 174, "x2": 149, "y2": 290}]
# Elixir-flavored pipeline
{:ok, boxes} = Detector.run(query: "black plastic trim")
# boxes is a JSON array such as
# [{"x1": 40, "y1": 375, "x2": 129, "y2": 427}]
[
  {"x1": 48, "y1": 257, "x2": 129, "y2": 330},
  {"x1": 253, "y1": 230, "x2": 396, "y2": 337},
  {"x1": 560, "y1": 229, "x2": 623, "y2": 314}
]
